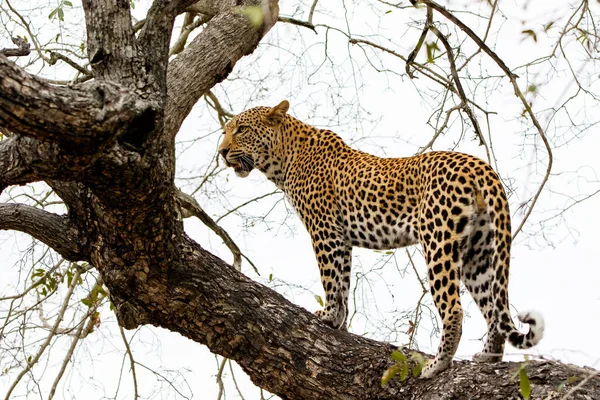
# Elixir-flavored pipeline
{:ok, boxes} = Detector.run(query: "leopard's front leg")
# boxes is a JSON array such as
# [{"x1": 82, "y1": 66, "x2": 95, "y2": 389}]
[{"x1": 312, "y1": 236, "x2": 352, "y2": 330}]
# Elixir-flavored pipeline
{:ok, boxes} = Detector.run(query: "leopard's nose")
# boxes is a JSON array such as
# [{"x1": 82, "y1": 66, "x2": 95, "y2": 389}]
[{"x1": 219, "y1": 148, "x2": 229, "y2": 159}]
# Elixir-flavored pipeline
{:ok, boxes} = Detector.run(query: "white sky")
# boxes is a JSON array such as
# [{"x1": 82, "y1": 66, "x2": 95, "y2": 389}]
[{"x1": 1, "y1": 0, "x2": 600, "y2": 399}]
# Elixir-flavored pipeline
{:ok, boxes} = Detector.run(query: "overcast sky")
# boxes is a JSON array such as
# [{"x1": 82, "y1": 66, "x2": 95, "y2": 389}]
[{"x1": 1, "y1": 0, "x2": 599, "y2": 399}]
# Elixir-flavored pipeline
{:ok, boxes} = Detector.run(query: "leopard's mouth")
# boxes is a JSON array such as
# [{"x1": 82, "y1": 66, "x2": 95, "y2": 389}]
[{"x1": 228, "y1": 155, "x2": 254, "y2": 177}]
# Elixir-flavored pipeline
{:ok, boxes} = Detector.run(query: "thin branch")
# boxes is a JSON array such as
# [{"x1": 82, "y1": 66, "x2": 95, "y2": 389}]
[
  {"x1": 169, "y1": 13, "x2": 211, "y2": 56},
  {"x1": 415, "y1": 0, "x2": 553, "y2": 239},
  {"x1": 205, "y1": 90, "x2": 234, "y2": 129},
  {"x1": 419, "y1": 0, "x2": 517, "y2": 79},
  {"x1": 428, "y1": 24, "x2": 490, "y2": 158},
  {"x1": 176, "y1": 189, "x2": 256, "y2": 273},
  {"x1": 0, "y1": 255, "x2": 62, "y2": 296},
  {"x1": 308, "y1": 0, "x2": 319, "y2": 25},
  {"x1": 278, "y1": 16, "x2": 317, "y2": 33},
  {"x1": 228, "y1": 359, "x2": 247, "y2": 400},
  {"x1": 406, "y1": 250, "x2": 427, "y2": 349},
  {"x1": 215, "y1": 356, "x2": 227, "y2": 400},
  {"x1": 47, "y1": 304, "x2": 99, "y2": 400},
  {"x1": 406, "y1": 7, "x2": 432, "y2": 78},
  {"x1": 118, "y1": 325, "x2": 139, "y2": 400},
  {"x1": 4, "y1": 0, "x2": 50, "y2": 63},
  {"x1": 48, "y1": 51, "x2": 92, "y2": 77},
  {"x1": 3, "y1": 267, "x2": 82, "y2": 400},
  {"x1": 457, "y1": 0, "x2": 498, "y2": 71},
  {"x1": 216, "y1": 190, "x2": 280, "y2": 223}
]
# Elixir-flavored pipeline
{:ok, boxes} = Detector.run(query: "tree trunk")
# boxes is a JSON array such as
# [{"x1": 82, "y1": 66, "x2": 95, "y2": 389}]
[{"x1": 0, "y1": 1, "x2": 598, "y2": 399}]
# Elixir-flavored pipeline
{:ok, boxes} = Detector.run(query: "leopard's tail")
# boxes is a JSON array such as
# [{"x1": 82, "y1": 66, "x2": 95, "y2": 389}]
[
  {"x1": 484, "y1": 173, "x2": 545, "y2": 349},
  {"x1": 499, "y1": 310, "x2": 545, "y2": 349}
]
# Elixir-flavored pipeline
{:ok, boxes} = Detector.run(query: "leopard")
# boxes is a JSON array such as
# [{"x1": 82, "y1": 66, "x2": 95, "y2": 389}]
[{"x1": 218, "y1": 100, "x2": 544, "y2": 378}]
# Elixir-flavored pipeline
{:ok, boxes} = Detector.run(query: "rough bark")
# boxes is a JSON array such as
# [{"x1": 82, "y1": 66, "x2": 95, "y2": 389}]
[{"x1": 0, "y1": 1, "x2": 598, "y2": 399}]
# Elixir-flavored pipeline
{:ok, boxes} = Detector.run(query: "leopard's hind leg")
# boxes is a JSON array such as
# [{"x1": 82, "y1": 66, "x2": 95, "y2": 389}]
[
  {"x1": 418, "y1": 193, "x2": 472, "y2": 379},
  {"x1": 462, "y1": 208, "x2": 505, "y2": 362}
]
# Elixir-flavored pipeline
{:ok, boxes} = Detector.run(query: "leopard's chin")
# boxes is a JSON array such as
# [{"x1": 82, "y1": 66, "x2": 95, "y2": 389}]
[{"x1": 234, "y1": 166, "x2": 251, "y2": 178}]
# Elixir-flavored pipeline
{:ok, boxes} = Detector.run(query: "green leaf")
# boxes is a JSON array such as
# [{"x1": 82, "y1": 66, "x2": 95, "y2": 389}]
[
  {"x1": 410, "y1": 352, "x2": 426, "y2": 377},
  {"x1": 385, "y1": 10, "x2": 392, "y2": 14},
  {"x1": 544, "y1": 21, "x2": 555, "y2": 32},
  {"x1": 521, "y1": 29, "x2": 537, "y2": 42},
  {"x1": 81, "y1": 298, "x2": 92, "y2": 307},
  {"x1": 527, "y1": 84, "x2": 537, "y2": 93},
  {"x1": 381, "y1": 364, "x2": 401, "y2": 386},
  {"x1": 314, "y1": 294, "x2": 323, "y2": 307},
  {"x1": 391, "y1": 350, "x2": 407, "y2": 363},
  {"x1": 400, "y1": 361, "x2": 409, "y2": 381},
  {"x1": 57, "y1": 7, "x2": 64, "y2": 21},
  {"x1": 27, "y1": 355, "x2": 32, "y2": 364},
  {"x1": 48, "y1": 7, "x2": 58, "y2": 20},
  {"x1": 520, "y1": 367, "x2": 531, "y2": 399},
  {"x1": 63, "y1": 0, "x2": 73, "y2": 6},
  {"x1": 268, "y1": 273, "x2": 273, "y2": 282},
  {"x1": 130, "y1": 0, "x2": 135, "y2": 9}
]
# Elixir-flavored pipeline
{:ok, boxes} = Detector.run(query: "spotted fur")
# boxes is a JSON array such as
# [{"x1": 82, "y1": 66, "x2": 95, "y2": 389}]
[{"x1": 219, "y1": 100, "x2": 544, "y2": 378}]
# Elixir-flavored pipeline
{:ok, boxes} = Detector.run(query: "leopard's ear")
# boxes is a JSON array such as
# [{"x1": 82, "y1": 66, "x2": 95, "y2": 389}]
[{"x1": 265, "y1": 100, "x2": 289, "y2": 126}]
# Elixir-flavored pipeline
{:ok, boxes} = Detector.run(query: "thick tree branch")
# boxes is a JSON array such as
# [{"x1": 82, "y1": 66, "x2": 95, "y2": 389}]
[
  {"x1": 0, "y1": 56, "x2": 154, "y2": 151},
  {"x1": 0, "y1": 136, "x2": 97, "y2": 193},
  {"x1": 81, "y1": 0, "x2": 137, "y2": 83},
  {"x1": 136, "y1": 0, "x2": 183, "y2": 95},
  {"x1": 0, "y1": 203, "x2": 86, "y2": 260},
  {"x1": 164, "y1": 0, "x2": 279, "y2": 138},
  {"x1": 105, "y1": 235, "x2": 600, "y2": 400}
]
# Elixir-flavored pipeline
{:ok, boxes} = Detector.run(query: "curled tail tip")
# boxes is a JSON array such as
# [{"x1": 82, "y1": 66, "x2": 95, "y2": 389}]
[
  {"x1": 510, "y1": 310, "x2": 544, "y2": 348},
  {"x1": 518, "y1": 310, "x2": 545, "y2": 336}
]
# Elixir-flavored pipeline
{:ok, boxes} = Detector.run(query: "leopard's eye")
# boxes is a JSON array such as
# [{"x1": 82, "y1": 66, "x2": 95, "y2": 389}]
[{"x1": 236, "y1": 125, "x2": 251, "y2": 135}]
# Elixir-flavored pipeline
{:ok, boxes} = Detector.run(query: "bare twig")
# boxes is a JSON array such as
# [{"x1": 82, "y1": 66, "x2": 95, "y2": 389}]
[
  {"x1": 216, "y1": 190, "x2": 280, "y2": 223},
  {"x1": 118, "y1": 325, "x2": 139, "y2": 400},
  {"x1": 414, "y1": 0, "x2": 553, "y2": 239},
  {"x1": 4, "y1": 0, "x2": 51, "y2": 63},
  {"x1": 4, "y1": 268, "x2": 82, "y2": 400},
  {"x1": 228, "y1": 360, "x2": 247, "y2": 400},
  {"x1": 428, "y1": 24, "x2": 490, "y2": 158},
  {"x1": 205, "y1": 90, "x2": 234, "y2": 129},
  {"x1": 176, "y1": 189, "x2": 257, "y2": 273},
  {"x1": 47, "y1": 304, "x2": 99, "y2": 400},
  {"x1": 406, "y1": 7, "x2": 432, "y2": 78},
  {"x1": 169, "y1": 13, "x2": 211, "y2": 56},
  {"x1": 406, "y1": 249, "x2": 427, "y2": 349},
  {"x1": 215, "y1": 356, "x2": 227, "y2": 400},
  {"x1": 278, "y1": 16, "x2": 317, "y2": 33},
  {"x1": 48, "y1": 51, "x2": 92, "y2": 77}
]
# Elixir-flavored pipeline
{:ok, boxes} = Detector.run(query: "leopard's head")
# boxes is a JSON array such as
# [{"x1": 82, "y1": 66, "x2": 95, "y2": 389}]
[{"x1": 219, "y1": 100, "x2": 289, "y2": 178}]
